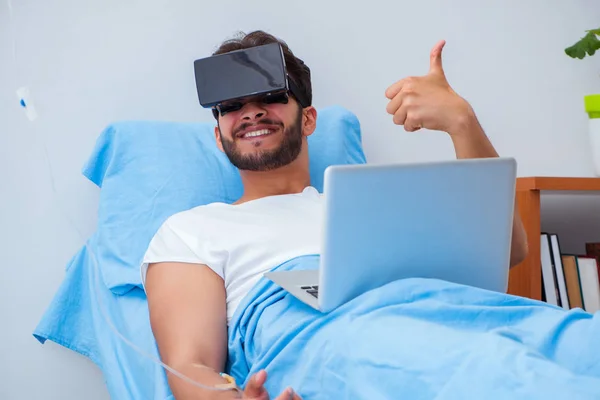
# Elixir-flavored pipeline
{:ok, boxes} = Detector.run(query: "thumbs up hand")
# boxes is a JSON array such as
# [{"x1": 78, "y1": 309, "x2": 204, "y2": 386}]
[{"x1": 385, "y1": 40, "x2": 474, "y2": 137}]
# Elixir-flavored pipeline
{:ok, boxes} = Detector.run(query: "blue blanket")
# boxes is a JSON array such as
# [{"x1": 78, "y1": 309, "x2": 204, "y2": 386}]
[{"x1": 228, "y1": 255, "x2": 600, "y2": 399}]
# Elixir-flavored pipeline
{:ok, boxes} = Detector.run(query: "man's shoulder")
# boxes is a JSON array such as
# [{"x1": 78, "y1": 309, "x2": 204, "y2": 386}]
[{"x1": 163, "y1": 202, "x2": 230, "y2": 230}]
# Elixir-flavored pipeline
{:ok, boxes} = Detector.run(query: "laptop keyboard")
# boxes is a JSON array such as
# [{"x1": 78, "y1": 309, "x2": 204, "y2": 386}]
[{"x1": 301, "y1": 285, "x2": 319, "y2": 298}]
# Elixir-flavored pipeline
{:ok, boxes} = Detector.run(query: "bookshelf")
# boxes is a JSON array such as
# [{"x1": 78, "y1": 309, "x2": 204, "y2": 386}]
[{"x1": 509, "y1": 177, "x2": 600, "y2": 300}]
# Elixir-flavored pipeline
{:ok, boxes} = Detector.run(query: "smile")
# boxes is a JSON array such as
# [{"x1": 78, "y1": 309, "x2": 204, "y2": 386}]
[{"x1": 241, "y1": 129, "x2": 274, "y2": 139}]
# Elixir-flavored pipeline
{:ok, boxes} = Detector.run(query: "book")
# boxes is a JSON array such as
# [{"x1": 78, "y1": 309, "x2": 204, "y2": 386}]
[
  {"x1": 585, "y1": 242, "x2": 600, "y2": 289},
  {"x1": 540, "y1": 233, "x2": 559, "y2": 306},
  {"x1": 538, "y1": 235, "x2": 600, "y2": 313},
  {"x1": 549, "y1": 234, "x2": 570, "y2": 309},
  {"x1": 576, "y1": 256, "x2": 600, "y2": 313},
  {"x1": 560, "y1": 255, "x2": 584, "y2": 310}
]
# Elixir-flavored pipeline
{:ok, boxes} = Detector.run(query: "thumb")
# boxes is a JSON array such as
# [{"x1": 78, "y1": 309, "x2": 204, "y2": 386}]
[
  {"x1": 244, "y1": 370, "x2": 268, "y2": 397},
  {"x1": 429, "y1": 39, "x2": 446, "y2": 76}
]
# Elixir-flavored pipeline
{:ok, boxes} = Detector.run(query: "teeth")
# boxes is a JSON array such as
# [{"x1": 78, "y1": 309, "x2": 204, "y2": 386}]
[{"x1": 243, "y1": 129, "x2": 271, "y2": 138}]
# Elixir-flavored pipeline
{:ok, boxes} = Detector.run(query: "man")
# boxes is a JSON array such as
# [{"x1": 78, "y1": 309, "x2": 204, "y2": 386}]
[{"x1": 142, "y1": 30, "x2": 529, "y2": 399}]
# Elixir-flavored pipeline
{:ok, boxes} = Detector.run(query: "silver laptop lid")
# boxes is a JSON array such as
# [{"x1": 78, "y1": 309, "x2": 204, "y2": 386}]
[{"x1": 318, "y1": 157, "x2": 517, "y2": 312}]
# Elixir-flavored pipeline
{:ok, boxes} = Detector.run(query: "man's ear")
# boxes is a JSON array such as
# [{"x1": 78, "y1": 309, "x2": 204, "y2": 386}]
[
  {"x1": 214, "y1": 125, "x2": 224, "y2": 152},
  {"x1": 302, "y1": 106, "x2": 317, "y2": 138}
]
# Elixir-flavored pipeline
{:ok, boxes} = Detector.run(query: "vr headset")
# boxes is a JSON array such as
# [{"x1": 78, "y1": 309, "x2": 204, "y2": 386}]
[{"x1": 193, "y1": 42, "x2": 311, "y2": 119}]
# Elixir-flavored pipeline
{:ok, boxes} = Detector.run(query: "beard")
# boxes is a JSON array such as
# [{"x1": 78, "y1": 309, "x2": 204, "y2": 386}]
[{"x1": 219, "y1": 109, "x2": 304, "y2": 172}]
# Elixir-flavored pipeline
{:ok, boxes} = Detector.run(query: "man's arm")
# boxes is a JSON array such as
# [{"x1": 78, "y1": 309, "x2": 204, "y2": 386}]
[
  {"x1": 145, "y1": 262, "x2": 302, "y2": 400},
  {"x1": 447, "y1": 110, "x2": 529, "y2": 268},
  {"x1": 144, "y1": 261, "x2": 236, "y2": 399},
  {"x1": 384, "y1": 40, "x2": 529, "y2": 268}
]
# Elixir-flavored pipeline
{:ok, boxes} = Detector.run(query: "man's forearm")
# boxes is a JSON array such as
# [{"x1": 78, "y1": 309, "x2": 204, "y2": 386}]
[
  {"x1": 447, "y1": 110, "x2": 498, "y2": 159},
  {"x1": 167, "y1": 363, "x2": 240, "y2": 400},
  {"x1": 448, "y1": 110, "x2": 528, "y2": 268}
]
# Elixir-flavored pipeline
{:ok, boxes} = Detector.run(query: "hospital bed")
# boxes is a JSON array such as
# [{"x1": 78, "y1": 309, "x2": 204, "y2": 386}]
[
  {"x1": 33, "y1": 105, "x2": 366, "y2": 399},
  {"x1": 33, "y1": 105, "x2": 600, "y2": 399}
]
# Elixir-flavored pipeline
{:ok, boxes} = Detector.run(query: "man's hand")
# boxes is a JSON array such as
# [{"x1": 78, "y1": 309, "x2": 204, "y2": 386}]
[
  {"x1": 385, "y1": 40, "x2": 474, "y2": 136},
  {"x1": 242, "y1": 370, "x2": 302, "y2": 400},
  {"x1": 385, "y1": 41, "x2": 529, "y2": 267}
]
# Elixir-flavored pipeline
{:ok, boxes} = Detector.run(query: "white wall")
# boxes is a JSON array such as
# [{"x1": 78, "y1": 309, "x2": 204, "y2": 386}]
[{"x1": 1, "y1": 1, "x2": 600, "y2": 399}]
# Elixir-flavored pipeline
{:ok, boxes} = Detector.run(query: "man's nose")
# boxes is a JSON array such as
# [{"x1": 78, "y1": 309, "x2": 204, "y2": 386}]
[{"x1": 240, "y1": 102, "x2": 267, "y2": 121}]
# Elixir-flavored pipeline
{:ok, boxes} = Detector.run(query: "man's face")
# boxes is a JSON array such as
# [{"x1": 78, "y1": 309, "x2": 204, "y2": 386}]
[{"x1": 215, "y1": 96, "x2": 312, "y2": 172}]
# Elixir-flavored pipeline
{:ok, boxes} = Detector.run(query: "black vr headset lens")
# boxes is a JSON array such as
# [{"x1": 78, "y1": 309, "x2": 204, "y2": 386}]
[
  {"x1": 193, "y1": 42, "x2": 309, "y2": 119},
  {"x1": 213, "y1": 91, "x2": 290, "y2": 119}
]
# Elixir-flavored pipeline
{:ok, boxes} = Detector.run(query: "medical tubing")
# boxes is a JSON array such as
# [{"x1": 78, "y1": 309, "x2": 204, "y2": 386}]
[
  {"x1": 9, "y1": 0, "x2": 239, "y2": 392},
  {"x1": 39, "y1": 135, "x2": 238, "y2": 395},
  {"x1": 86, "y1": 229, "x2": 238, "y2": 394},
  {"x1": 33, "y1": 125, "x2": 238, "y2": 393},
  {"x1": 25, "y1": 75, "x2": 239, "y2": 397}
]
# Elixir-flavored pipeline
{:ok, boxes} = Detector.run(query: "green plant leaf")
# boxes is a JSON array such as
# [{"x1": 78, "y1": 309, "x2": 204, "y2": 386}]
[{"x1": 565, "y1": 30, "x2": 600, "y2": 59}]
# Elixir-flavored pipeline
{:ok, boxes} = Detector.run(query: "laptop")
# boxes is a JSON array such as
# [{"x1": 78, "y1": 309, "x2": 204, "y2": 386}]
[{"x1": 264, "y1": 157, "x2": 517, "y2": 313}]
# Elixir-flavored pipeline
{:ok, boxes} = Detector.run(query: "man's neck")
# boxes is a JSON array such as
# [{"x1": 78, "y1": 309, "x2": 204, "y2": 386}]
[{"x1": 236, "y1": 161, "x2": 311, "y2": 204}]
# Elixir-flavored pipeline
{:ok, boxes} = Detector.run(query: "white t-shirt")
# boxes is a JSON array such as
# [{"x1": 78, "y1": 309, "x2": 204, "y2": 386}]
[{"x1": 141, "y1": 186, "x2": 323, "y2": 323}]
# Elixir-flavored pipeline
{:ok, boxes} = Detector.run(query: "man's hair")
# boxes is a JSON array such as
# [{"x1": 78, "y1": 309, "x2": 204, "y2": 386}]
[{"x1": 213, "y1": 30, "x2": 312, "y2": 107}]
